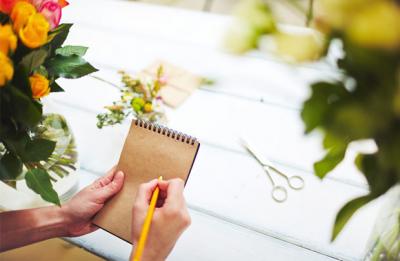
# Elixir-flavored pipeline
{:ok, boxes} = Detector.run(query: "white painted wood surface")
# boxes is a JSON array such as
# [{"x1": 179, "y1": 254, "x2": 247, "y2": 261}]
[{"x1": 41, "y1": 0, "x2": 385, "y2": 260}]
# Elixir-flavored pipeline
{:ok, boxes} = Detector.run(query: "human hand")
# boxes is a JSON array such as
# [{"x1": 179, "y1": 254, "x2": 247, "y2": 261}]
[
  {"x1": 61, "y1": 167, "x2": 124, "y2": 237},
  {"x1": 131, "y1": 178, "x2": 191, "y2": 261}
]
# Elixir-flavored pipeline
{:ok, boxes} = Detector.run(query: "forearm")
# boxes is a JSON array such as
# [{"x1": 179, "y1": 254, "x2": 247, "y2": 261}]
[{"x1": 0, "y1": 206, "x2": 68, "y2": 252}]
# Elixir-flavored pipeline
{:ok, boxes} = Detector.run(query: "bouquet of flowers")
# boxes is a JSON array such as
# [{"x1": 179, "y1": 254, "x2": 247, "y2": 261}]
[
  {"x1": 96, "y1": 66, "x2": 167, "y2": 128},
  {"x1": 0, "y1": 0, "x2": 97, "y2": 205}
]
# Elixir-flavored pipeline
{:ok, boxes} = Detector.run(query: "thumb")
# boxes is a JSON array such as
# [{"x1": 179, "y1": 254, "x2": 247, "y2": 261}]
[{"x1": 97, "y1": 171, "x2": 124, "y2": 202}]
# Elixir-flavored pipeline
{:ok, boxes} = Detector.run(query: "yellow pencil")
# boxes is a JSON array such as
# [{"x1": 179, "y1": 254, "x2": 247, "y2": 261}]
[{"x1": 132, "y1": 176, "x2": 163, "y2": 261}]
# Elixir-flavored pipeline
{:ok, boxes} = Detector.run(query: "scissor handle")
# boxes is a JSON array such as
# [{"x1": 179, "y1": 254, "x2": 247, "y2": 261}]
[
  {"x1": 288, "y1": 176, "x2": 305, "y2": 190},
  {"x1": 271, "y1": 186, "x2": 287, "y2": 203}
]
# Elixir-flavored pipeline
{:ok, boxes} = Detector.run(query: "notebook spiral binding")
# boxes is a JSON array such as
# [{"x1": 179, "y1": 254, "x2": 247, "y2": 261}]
[{"x1": 134, "y1": 119, "x2": 197, "y2": 145}]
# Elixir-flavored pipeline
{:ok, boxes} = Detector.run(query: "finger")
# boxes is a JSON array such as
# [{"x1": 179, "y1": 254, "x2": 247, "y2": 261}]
[
  {"x1": 93, "y1": 166, "x2": 118, "y2": 188},
  {"x1": 87, "y1": 224, "x2": 99, "y2": 233},
  {"x1": 135, "y1": 179, "x2": 159, "y2": 204},
  {"x1": 164, "y1": 178, "x2": 185, "y2": 206},
  {"x1": 157, "y1": 180, "x2": 169, "y2": 199},
  {"x1": 96, "y1": 171, "x2": 125, "y2": 202}
]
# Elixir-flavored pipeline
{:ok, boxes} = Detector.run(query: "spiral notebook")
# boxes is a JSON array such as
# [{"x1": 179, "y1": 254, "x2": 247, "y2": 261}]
[{"x1": 93, "y1": 119, "x2": 200, "y2": 243}]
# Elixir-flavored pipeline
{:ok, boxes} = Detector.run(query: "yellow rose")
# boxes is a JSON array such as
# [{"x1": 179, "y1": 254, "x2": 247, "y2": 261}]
[
  {"x1": 19, "y1": 13, "x2": 50, "y2": 49},
  {"x1": 0, "y1": 24, "x2": 17, "y2": 55},
  {"x1": 0, "y1": 52, "x2": 14, "y2": 87},
  {"x1": 346, "y1": 1, "x2": 400, "y2": 50},
  {"x1": 10, "y1": 1, "x2": 36, "y2": 32},
  {"x1": 29, "y1": 73, "x2": 50, "y2": 99}
]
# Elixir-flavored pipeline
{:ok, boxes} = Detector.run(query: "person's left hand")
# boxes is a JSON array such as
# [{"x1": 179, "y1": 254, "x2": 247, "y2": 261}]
[{"x1": 61, "y1": 167, "x2": 124, "y2": 237}]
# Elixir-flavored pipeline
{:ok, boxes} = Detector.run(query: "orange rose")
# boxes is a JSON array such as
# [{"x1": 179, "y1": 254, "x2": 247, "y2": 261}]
[
  {"x1": 0, "y1": 24, "x2": 17, "y2": 55},
  {"x1": 10, "y1": 1, "x2": 36, "y2": 32},
  {"x1": 19, "y1": 13, "x2": 50, "y2": 49},
  {"x1": 29, "y1": 73, "x2": 50, "y2": 98},
  {"x1": 0, "y1": 52, "x2": 14, "y2": 87}
]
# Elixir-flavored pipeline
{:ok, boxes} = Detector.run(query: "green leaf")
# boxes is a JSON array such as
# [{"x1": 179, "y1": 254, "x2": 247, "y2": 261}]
[
  {"x1": 55, "y1": 45, "x2": 88, "y2": 57},
  {"x1": 19, "y1": 48, "x2": 48, "y2": 73},
  {"x1": 50, "y1": 81, "x2": 64, "y2": 92},
  {"x1": 354, "y1": 153, "x2": 363, "y2": 172},
  {"x1": 1, "y1": 132, "x2": 30, "y2": 156},
  {"x1": 46, "y1": 55, "x2": 98, "y2": 79},
  {"x1": 34, "y1": 66, "x2": 48, "y2": 78},
  {"x1": 332, "y1": 195, "x2": 373, "y2": 241},
  {"x1": 8, "y1": 86, "x2": 42, "y2": 127},
  {"x1": 301, "y1": 82, "x2": 348, "y2": 133},
  {"x1": 11, "y1": 65, "x2": 32, "y2": 97},
  {"x1": 25, "y1": 168, "x2": 60, "y2": 206},
  {"x1": 322, "y1": 132, "x2": 344, "y2": 149},
  {"x1": 0, "y1": 152, "x2": 23, "y2": 180},
  {"x1": 23, "y1": 138, "x2": 56, "y2": 162},
  {"x1": 47, "y1": 23, "x2": 73, "y2": 57},
  {"x1": 314, "y1": 145, "x2": 347, "y2": 179},
  {"x1": 333, "y1": 102, "x2": 384, "y2": 140},
  {"x1": 358, "y1": 153, "x2": 398, "y2": 197},
  {"x1": 0, "y1": 12, "x2": 10, "y2": 24}
]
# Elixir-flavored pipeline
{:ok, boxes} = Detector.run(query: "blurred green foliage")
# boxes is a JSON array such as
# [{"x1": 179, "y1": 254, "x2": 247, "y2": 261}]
[{"x1": 301, "y1": 35, "x2": 400, "y2": 240}]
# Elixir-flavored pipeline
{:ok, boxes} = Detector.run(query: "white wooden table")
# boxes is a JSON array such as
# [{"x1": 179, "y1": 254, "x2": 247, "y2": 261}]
[{"x1": 43, "y1": 0, "x2": 385, "y2": 260}]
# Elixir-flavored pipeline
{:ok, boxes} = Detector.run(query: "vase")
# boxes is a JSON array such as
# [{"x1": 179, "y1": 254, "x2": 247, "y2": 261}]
[
  {"x1": 365, "y1": 185, "x2": 400, "y2": 261},
  {"x1": 0, "y1": 113, "x2": 80, "y2": 209}
]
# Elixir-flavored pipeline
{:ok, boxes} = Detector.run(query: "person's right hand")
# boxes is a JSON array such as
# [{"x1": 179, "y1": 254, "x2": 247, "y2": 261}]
[{"x1": 131, "y1": 178, "x2": 191, "y2": 261}]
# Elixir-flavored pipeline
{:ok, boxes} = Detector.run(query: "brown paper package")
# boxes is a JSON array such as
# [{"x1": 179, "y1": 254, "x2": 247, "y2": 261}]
[{"x1": 93, "y1": 120, "x2": 200, "y2": 243}]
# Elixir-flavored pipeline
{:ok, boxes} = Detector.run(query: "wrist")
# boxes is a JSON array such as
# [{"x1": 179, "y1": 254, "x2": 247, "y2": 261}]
[
  {"x1": 51, "y1": 205, "x2": 72, "y2": 237},
  {"x1": 58, "y1": 203, "x2": 78, "y2": 236},
  {"x1": 26, "y1": 205, "x2": 71, "y2": 239},
  {"x1": 132, "y1": 243, "x2": 166, "y2": 261}
]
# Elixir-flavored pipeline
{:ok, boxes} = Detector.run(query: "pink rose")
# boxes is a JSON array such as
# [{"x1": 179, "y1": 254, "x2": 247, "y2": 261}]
[
  {"x1": 31, "y1": 0, "x2": 68, "y2": 30},
  {"x1": 38, "y1": 0, "x2": 62, "y2": 29},
  {"x1": 32, "y1": 0, "x2": 68, "y2": 10}
]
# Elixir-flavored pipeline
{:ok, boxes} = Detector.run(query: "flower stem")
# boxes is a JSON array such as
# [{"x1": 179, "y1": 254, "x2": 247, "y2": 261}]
[{"x1": 306, "y1": 0, "x2": 314, "y2": 27}]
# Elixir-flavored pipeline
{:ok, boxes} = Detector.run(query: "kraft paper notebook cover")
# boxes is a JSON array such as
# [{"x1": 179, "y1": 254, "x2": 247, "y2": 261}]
[{"x1": 93, "y1": 119, "x2": 200, "y2": 243}]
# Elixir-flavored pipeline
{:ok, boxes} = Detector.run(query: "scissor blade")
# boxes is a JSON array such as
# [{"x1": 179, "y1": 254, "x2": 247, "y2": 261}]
[{"x1": 240, "y1": 138, "x2": 269, "y2": 166}]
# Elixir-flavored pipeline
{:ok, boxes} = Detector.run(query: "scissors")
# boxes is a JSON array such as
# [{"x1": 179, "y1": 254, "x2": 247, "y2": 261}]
[{"x1": 240, "y1": 138, "x2": 305, "y2": 203}]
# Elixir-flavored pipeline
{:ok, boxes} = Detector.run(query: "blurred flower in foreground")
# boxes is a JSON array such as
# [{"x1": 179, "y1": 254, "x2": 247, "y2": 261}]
[
  {"x1": 224, "y1": 0, "x2": 275, "y2": 54},
  {"x1": 225, "y1": 0, "x2": 324, "y2": 61},
  {"x1": 233, "y1": 0, "x2": 276, "y2": 34},
  {"x1": 316, "y1": 0, "x2": 367, "y2": 31},
  {"x1": 346, "y1": 1, "x2": 400, "y2": 50},
  {"x1": 260, "y1": 30, "x2": 324, "y2": 62},
  {"x1": 224, "y1": 21, "x2": 259, "y2": 53}
]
